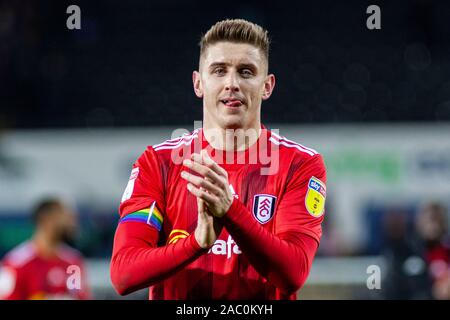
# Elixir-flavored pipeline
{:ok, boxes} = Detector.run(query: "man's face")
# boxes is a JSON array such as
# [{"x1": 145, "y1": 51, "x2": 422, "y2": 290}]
[
  {"x1": 416, "y1": 208, "x2": 447, "y2": 242},
  {"x1": 193, "y1": 42, "x2": 275, "y2": 130},
  {"x1": 46, "y1": 206, "x2": 78, "y2": 245}
]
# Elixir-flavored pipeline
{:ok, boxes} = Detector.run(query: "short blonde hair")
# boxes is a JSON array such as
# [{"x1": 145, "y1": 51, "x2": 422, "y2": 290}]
[{"x1": 199, "y1": 19, "x2": 270, "y2": 62}]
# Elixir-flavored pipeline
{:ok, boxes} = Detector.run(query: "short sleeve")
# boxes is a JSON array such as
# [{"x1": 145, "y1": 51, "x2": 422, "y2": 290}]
[
  {"x1": 275, "y1": 154, "x2": 327, "y2": 244},
  {"x1": 119, "y1": 146, "x2": 166, "y2": 224}
]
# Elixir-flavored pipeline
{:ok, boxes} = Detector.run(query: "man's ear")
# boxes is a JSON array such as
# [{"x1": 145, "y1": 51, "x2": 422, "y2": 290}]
[
  {"x1": 262, "y1": 74, "x2": 276, "y2": 100},
  {"x1": 192, "y1": 71, "x2": 203, "y2": 98}
]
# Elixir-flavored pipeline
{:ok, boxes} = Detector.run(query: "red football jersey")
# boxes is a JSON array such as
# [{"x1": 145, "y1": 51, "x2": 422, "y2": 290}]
[
  {"x1": 425, "y1": 240, "x2": 450, "y2": 281},
  {"x1": 116, "y1": 126, "x2": 326, "y2": 299},
  {"x1": 0, "y1": 241, "x2": 90, "y2": 300}
]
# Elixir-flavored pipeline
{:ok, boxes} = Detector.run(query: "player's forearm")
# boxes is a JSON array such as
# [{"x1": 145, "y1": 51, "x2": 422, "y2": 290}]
[
  {"x1": 220, "y1": 198, "x2": 318, "y2": 295},
  {"x1": 110, "y1": 222, "x2": 207, "y2": 295}
]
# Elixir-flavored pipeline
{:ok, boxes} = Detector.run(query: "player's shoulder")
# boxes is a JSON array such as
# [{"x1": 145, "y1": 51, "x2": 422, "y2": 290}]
[
  {"x1": 150, "y1": 129, "x2": 200, "y2": 154},
  {"x1": 135, "y1": 129, "x2": 201, "y2": 169},
  {"x1": 57, "y1": 244, "x2": 83, "y2": 264},
  {"x1": 2, "y1": 241, "x2": 37, "y2": 269},
  {"x1": 269, "y1": 130, "x2": 322, "y2": 161}
]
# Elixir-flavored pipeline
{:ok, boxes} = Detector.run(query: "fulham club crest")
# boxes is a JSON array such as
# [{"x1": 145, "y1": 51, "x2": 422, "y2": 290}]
[{"x1": 253, "y1": 194, "x2": 276, "y2": 224}]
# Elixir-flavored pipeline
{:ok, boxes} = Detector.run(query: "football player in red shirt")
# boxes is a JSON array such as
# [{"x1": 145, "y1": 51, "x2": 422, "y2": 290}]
[
  {"x1": 0, "y1": 198, "x2": 90, "y2": 300},
  {"x1": 110, "y1": 19, "x2": 327, "y2": 299},
  {"x1": 416, "y1": 202, "x2": 450, "y2": 299}
]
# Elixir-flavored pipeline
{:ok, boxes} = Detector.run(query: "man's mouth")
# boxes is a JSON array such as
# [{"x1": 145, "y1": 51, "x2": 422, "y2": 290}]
[{"x1": 220, "y1": 98, "x2": 244, "y2": 108}]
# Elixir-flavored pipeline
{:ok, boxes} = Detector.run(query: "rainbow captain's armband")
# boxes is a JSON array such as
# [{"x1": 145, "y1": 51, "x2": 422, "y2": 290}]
[{"x1": 120, "y1": 201, "x2": 163, "y2": 231}]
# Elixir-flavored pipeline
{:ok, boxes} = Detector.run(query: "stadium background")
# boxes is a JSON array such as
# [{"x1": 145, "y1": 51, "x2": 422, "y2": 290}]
[{"x1": 1, "y1": 0, "x2": 450, "y2": 299}]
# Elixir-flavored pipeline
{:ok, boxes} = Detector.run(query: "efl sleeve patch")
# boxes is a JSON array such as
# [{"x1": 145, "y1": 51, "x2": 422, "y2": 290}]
[
  {"x1": 305, "y1": 176, "x2": 326, "y2": 217},
  {"x1": 121, "y1": 167, "x2": 139, "y2": 203}
]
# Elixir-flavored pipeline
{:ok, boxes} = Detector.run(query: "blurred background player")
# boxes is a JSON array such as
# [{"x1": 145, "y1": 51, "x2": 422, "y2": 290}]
[
  {"x1": 380, "y1": 202, "x2": 450, "y2": 300},
  {"x1": 380, "y1": 207, "x2": 432, "y2": 299},
  {"x1": 0, "y1": 198, "x2": 90, "y2": 300},
  {"x1": 416, "y1": 202, "x2": 450, "y2": 300}
]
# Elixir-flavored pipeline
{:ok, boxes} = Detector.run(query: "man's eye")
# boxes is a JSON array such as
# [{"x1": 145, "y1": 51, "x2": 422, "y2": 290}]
[
  {"x1": 214, "y1": 68, "x2": 225, "y2": 75},
  {"x1": 240, "y1": 69, "x2": 253, "y2": 77}
]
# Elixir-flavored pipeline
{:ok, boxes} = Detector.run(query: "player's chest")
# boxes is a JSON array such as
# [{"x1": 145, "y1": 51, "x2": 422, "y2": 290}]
[
  {"x1": 162, "y1": 165, "x2": 284, "y2": 238},
  {"x1": 25, "y1": 261, "x2": 76, "y2": 299}
]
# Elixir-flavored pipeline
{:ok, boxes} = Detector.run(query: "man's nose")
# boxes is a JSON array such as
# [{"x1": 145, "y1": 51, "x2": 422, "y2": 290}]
[{"x1": 225, "y1": 72, "x2": 240, "y2": 92}]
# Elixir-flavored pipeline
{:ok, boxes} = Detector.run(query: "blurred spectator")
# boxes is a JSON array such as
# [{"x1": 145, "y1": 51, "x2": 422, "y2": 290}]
[
  {"x1": 0, "y1": 198, "x2": 90, "y2": 299},
  {"x1": 415, "y1": 202, "x2": 450, "y2": 300},
  {"x1": 380, "y1": 207, "x2": 432, "y2": 299}
]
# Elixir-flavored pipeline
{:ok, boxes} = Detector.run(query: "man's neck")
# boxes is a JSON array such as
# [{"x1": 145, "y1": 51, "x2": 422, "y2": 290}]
[
  {"x1": 203, "y1": 122, "x2": 262, "y2": 152},
  {"x1": 32, "y1": 229, "x2": 59, "y2": 258}
]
